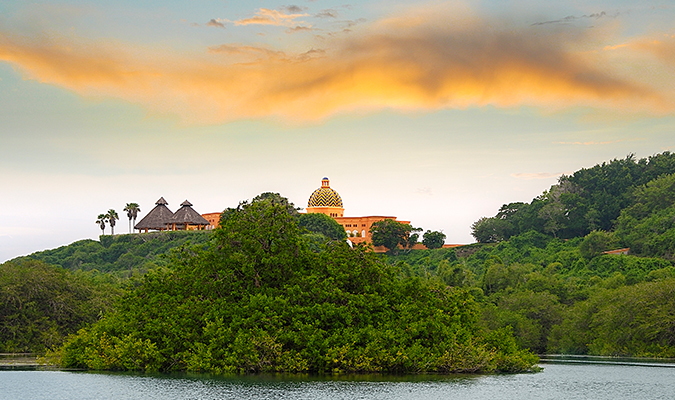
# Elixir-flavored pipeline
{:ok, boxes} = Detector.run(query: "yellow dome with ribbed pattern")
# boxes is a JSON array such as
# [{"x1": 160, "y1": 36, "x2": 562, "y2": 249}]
[{"x1": 308, "y1": 177, "x2": 343, "y2": 208}]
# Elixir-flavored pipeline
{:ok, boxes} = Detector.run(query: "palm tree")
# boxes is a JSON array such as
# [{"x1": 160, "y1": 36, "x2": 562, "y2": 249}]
[
  {"x1": 106, "y1": 209, "x2": 119, "y2": 235},
  {"x1": 124, "y1": 203, "x2": 141, "y2": 233},
  {"x1": 96, "y1": 214, "x2": 107, "y2": 235}
]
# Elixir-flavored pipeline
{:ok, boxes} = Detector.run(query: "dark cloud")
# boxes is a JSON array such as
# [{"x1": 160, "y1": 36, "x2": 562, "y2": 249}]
[
  {"x1": 531, "y1": 11, "x2": 616, "y2": 26},
  {"x1": 315, "y1": 9, "x2": 339, "y2": 18},
  {"x1": 344, "y1": 18, "x2": 367, "y2": 28},
  {"x1": 286, "y1": 25, "x2": 313, "y2": 34},
  {"x1": 282, "y1": 5, "x2": 307, "y2": 14},
  {"x1": 206, "y1": 19, "x2": 225, "y2": 28}
]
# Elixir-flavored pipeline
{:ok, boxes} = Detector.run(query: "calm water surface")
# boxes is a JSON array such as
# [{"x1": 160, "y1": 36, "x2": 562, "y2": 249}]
[{"x1": 1, "y1": 363, "x2": 674, "y2": 400}]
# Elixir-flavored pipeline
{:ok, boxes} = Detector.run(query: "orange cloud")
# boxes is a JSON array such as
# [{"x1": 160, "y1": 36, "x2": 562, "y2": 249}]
[
  {"x1": 235, "y1": 8, "x2": 309, "y2": 27},
  {"x1": 0, "y1": 6, "x2": 672, "y2": 125}
]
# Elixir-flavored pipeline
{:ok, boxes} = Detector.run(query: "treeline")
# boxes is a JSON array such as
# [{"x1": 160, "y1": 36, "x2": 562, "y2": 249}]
[
  {"x1": 387, "y1": 234, "x2": 675, "y2": 357},
  {"x1": 388, "y1": 151, "x2": 675, "y2": 357},
  {"x1": 472, "y1": 152, "x2": 675, "y2": 244},
  {"x1": 0, "y1": 259, "x2": 121, "y2": 352},
  {"x1": 50, "y1": 197, "x2": 537, "y2": 374},
  {"x1": 24, "y1": 230, "x2": 213, "y2": 275}
]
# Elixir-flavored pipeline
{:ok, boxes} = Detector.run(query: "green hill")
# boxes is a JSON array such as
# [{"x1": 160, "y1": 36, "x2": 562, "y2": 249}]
[
  {"x1": 386, "y1": 152, "x2": 675, "y2": 357},
  {"x1": 24, "y1": 230, "x2": 214, "y2": 275}
]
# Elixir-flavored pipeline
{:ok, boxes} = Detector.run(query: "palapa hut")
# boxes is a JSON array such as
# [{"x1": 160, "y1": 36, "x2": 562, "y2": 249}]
[
  {"x1": 169, "y1": 200, "x2": 210, "y2": 231},
  {"x1": 134, "y1": 197, "x2": 174, "y2": 233}
]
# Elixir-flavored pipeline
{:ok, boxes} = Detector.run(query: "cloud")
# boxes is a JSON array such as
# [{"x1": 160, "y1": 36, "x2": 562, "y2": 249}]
[
  {"x1": 206, "y1": 19, "x2": 225, "y2": 28},
  {"x1": 531, "y1": 11, "x2": 616, "y2": 26},
  {"x1": 282, "y1": 5, "x2": 307, "y2": 14},
  {"x1": 0, "y1": 3, "x2": 672, "y2": 124},
  {"x1": 235, "y1": 8, "x2": 308, "y2": 27},
  {"x1": 315, "y1": 9, "x2": 339, "y2": 19},
  {"x1": 286, "y1": 25, "x2": 312, "y2": 34},
  {"x1": 207, "y1": 44, "x2": 286, "y2": 59},
  {"x1": 511, "y1": 172, "x2": 565, "y2": 180},
  {"x1": 605, "y1": 34, "x2": 675, "y2": 66}
]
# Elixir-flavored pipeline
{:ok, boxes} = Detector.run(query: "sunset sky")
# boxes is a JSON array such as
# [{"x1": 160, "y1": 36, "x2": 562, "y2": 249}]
[{"x1": 1, "y1": 0, "x2": 675, "y2": 262}]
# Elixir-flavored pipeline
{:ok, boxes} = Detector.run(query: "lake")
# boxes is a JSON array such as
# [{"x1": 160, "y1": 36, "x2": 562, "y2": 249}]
[{"x1": 1, "y1": 360, "x2": 674, "y2": 400}]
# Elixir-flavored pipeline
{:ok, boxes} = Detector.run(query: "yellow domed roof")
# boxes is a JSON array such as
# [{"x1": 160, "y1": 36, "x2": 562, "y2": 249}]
[{"x1": 308, "y1": 177, "x2": 343, "y2": 208}]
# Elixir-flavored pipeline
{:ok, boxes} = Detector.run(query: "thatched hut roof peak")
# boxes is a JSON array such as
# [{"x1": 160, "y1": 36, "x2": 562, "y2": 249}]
[
  {"x1": 171, "y1": 200, "x2": 209, "y2": 226},
  {"x1": 135, "y1": 200, "x2": 173, "y2": 230}
]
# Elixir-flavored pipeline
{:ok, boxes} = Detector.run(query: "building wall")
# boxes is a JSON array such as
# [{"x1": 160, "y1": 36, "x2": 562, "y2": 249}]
[
  {"x1": 306, "y1": 206, "x2": 344, "y2": 218},
  {"x1": 202, "y1": 212, "x2": 221, "y2": 230},
  {"x1": 333, "y1": 215, "x2": 409, "y2": 244}
]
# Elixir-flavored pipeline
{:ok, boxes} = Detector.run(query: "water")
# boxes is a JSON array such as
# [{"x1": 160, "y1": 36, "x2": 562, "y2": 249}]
[{"x1": 1, "y1": 362, "x2": 674, "y2": 400}]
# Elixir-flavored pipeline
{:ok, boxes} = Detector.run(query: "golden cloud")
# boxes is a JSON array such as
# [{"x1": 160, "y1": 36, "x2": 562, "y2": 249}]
[
  {"x1": 612, "y1": 35, "x2": 675, "y2": 66},
  {"x1": 235, "y1": 8, "x2": 309, "y2": 27},
  {"x1": 0, "y1": 5, "x2": 672, "y2": 125}
]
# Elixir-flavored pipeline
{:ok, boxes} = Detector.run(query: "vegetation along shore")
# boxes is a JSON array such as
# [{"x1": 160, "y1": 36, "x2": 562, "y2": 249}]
[{"x1": 3, "y1": 152, "x2": 675, "y2": 373}]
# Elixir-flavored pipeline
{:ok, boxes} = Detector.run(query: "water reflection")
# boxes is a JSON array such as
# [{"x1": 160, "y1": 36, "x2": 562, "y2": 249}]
[{"x1": 1, "y1": 363, "x2": 674, "y2": 400}]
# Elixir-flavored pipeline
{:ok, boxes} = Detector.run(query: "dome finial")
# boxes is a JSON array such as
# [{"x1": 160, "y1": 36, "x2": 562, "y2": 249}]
[{"x1": 322, "y1": 177, "x2": 330, "y2": 188}]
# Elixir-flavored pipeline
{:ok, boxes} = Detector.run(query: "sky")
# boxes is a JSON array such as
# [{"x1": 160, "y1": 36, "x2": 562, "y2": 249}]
[{"x1": 1, "y1": 0, "x2": 675, "y2": 262}]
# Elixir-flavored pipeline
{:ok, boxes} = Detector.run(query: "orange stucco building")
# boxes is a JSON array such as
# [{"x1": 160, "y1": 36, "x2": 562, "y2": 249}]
[
  {"x1": 202, "y1": 177, "x2": 459, "y2": 252},
  {"x1": 305, "y1": 177, "x2": 411, "y2": 249}
]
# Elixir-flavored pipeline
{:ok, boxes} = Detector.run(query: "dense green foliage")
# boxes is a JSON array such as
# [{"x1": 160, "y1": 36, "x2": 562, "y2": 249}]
[
  {"x1": 423, "y1": 230, "x2": 447, "y2": 249},
  {"x1": 55, "y1": 198, "x2": 536, "y2": 373},
  {"x1": 387, "y1": 231, "x2": 675, "y2": 357},
  {"x1": 298, "y1": 213, "x2": 347, "y2": 241},
  {"x1": 0, "y1": 259, "x2": 121, "y2": 352},
  {"x1": 24, "y1": 231, "x2": 213, "y2": 275},
  {"x1": 394, "y1": 152, "x2": 675, "y2": 357},
  {"x1": 369, "y1": 219, "x2": 418, "y2": 254},
  {"x1": 471, "y1": 152, "x2": 675, "y2": 242}
]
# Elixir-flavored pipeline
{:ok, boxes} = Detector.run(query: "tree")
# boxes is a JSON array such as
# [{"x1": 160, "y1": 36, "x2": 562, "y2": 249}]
[
  {"x1": 251, "y1": 192, "x2": 300, "y2": 216},
  {"x1": 369, "y1": 219, "x2": 414, "y2": 254},
  {"x1": 123, "y1": 203, "x2": 141, "y2": 233},
  {"x1": 298, "y1": 213, "x2": 347, "y2": 240},
  {"x1": 96, "y1": 214, "x2": 107, "y2": 236},
  {"x1": 471, "y1": 217, "x2": 508, "y2": 243},
  {"x1": 579, "y1": 231, "x2": 618, "y2": 259},
  {"x1": 106, "y1": 209, "x2": 119, "y2": 235},
  {"x1": 423, "y1": 230, "x2": 446, "y2": 249},
  {"x1": 406, "y1": 227, "x2": 423, "y2": 250}
]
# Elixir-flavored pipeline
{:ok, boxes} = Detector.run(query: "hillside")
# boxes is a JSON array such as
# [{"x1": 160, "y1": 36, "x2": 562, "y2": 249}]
[
  {"x1": 386, "y1": 152, "x2": 675, "y2": 357},
  {"x1": 24, "y1": 230, "x2": 214, "y2": 275}
]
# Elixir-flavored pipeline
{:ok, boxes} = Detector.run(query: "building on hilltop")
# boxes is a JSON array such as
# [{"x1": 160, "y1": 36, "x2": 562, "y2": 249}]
[
  {"x1": 134, "y1": 197, "x2": 209, "y2": 233},
  {"x1": 304, "y1": 177, "x2": 410, "y2": 249},
  {"x1": 169, "y1": 200, "x2": 210, "y2": 231},
  {"x1": 199, "y1": 177, "x2": 460, "y2": 252},
  {"x1": 134, "y1": 197, "x2": 174, "y2": 232},
  {"x1": 306, "y1": 177, "x2": 345, "y2": 218}
]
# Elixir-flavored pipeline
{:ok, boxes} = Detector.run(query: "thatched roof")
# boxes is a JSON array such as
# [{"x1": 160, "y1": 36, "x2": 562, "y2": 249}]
[
  {"x1": 170, "y1": 200, "x2": 209, "y2": 226},
  {"x1": 134, "y1": 197, "x2": 174, "y2": 230}
]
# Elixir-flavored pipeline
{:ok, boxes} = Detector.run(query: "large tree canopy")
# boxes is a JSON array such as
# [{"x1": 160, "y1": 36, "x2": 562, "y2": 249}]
[
  {"x1": 298, "y1": 212, "x2": 347, "y2": 241},
  {"x1": 369, "y1": 219, "x2": 416, "y2": 254}
]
